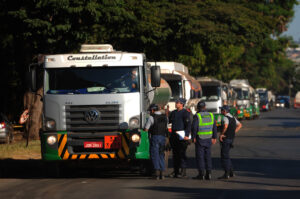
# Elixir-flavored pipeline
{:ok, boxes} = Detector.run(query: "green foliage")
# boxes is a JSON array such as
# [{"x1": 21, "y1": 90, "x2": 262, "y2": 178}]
[{"x1": 0, "y1": 0, "x2": 298, "y2": 118}]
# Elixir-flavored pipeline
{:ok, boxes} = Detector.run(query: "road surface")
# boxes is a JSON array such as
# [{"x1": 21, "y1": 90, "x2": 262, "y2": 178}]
[{"x1": 0, "y1": 108, "x2": 300, "y2": 198}]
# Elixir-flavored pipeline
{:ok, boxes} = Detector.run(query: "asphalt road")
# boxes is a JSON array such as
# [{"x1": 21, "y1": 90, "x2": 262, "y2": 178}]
[{"x1": 1, "y1": 108, "x2": 300, "y2": 199}]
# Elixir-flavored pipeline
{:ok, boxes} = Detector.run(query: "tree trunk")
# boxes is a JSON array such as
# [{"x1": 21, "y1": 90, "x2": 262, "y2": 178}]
[{"x1": 24, "y1": 88, "x2": 43, "y2": 140}]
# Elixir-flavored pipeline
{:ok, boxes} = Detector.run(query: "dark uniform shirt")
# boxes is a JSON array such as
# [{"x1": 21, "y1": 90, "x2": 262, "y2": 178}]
[{"x1": 169, "y1": 109, "x2": 191, "y2": 137}]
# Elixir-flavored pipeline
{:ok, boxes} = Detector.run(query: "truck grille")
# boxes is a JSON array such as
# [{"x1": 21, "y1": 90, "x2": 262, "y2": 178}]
[{"x1": 65, "y1": 105, "x2": 121, "y2": 131}]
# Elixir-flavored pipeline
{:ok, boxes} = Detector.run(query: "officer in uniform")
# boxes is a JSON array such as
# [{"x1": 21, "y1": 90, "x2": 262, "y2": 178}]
[
  {"x1": 168, "y1": 98, "x2": 191, "y2": 178},
  {"x1": 144, "y1": 104, "x2": 168, "y2": 180},
  {"x1": 191, "y1": 101, "x2": 217, "y2": 180},
  {"x1": 218, "y1": 105, "x2": 242, "y2": 179}
]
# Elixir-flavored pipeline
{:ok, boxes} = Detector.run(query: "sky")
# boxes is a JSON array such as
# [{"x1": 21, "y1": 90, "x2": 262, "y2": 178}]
[{"x1": 282, "y1": 3, "x2": 300, "y2": 42}]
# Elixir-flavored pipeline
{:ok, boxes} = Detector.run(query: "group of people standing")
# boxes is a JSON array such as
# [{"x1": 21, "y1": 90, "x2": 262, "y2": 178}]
[{"x1": 144, "y1": 98, "x2": 242, "y2": 180}]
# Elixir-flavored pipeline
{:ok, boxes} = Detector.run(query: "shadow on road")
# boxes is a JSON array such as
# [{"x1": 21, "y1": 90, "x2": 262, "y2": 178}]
[
  {"x1": 268, "y1": 121, "x2": 300, "y2": 128},
  {"x1": 1, "y1": 157, "x2": 300, "y2": 181},
  {"x1": 0, "y1": 159, "x2": 151, "y2": 179},
  {"x1": 130, "y1": 186, "x2": 300, "y2": 199},
  {"x1": 262, "y1": 117, "x2": 300, "y2": 120}
]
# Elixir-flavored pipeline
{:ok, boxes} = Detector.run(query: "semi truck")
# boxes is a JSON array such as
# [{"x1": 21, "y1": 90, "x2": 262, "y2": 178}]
[
  {"x1": 197, "y1": 77, "x2": 228, "y2": 127},
  {"x1": 256, "y1": 88, "x2": 272, "y2": 111},
  {"x1": 148, "y1": 62, "x2": 202, "y2": 114},
  {"x1": 27, "y1": 44, "x2": 171, "y2": 173},
  {"x1": 230, "y1": 79, "x2": 254, "y2": 120}
]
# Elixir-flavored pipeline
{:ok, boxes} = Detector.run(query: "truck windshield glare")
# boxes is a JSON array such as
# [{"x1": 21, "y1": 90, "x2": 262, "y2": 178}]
[
  {"x1": 201, "y1": 86, "x2": 220, "y2": 101},
  {"x1": 46, "y1": 67, "x2": 139, "y2": 94}
]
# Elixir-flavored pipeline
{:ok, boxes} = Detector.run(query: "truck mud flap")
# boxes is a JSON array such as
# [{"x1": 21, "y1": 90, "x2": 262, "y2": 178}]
[{"x1": 57, "y1": 133, "x2": 130, "y2": 160}]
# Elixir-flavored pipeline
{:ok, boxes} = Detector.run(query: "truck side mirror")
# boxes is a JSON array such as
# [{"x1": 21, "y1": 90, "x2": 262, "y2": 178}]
[
  {"x1": 26, "y1": 68, "x2": 37, "y2": 92},
  {"x1": 151, "y1": 65, "x2": 161, "y2": 87}
]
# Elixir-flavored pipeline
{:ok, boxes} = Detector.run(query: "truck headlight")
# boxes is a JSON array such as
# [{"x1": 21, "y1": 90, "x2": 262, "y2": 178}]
[
  {"x1": 131, "y1": 134, "x2": 141, "y2": 143},
  {"x1": 46, "y1": 119, "x2": 56, "y2": 130},
  {"x1": 47, "y1": 135, "x2": 57, "y2": 145},
  {"x1": 129, "y1": 117, "x2": 139, "y2": 129}
]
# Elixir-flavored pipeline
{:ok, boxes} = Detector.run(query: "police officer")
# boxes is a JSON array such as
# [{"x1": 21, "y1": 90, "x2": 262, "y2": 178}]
[
  {"x1": 168, "y1": 98, "x2": 191, "y2": 178},
  {"x1": 191, "y1": 101, "x2": 217, "y2": 180},
  {"x1": 218, "y1": 105, "x2": 242, "y2": 179},
  {"x1": 144, "y1": 104, "x2": 168, "y2": 180}
]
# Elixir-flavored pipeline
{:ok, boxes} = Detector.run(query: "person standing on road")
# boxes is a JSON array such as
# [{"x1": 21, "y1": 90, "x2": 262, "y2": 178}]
[
  {"x1": 191, "y1": 101, "x2": 217, "y2": 180},
  {"x1": 218, "y1": 105, "x2": 242, "y2": 179},
  {"x1": 168, "y1": 98, "x2": 191, "y2": 178},
  {"x1": 144, "y1": 104, "x2": 168, "y2": 180}
]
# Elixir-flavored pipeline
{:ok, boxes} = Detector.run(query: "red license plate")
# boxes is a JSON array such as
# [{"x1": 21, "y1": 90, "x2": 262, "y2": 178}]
[
  {"x1": 104, "y1": 135, "x2": 121, "y2": 149},
  {"x1": 84, "y1": 141, "x2": 103, "y2": 148}
]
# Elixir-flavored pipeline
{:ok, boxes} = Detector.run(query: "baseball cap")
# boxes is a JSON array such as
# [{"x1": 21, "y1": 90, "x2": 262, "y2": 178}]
[
  {"x1": 197, "y1": 101, "x2": 206, "y2": 109},
  {"x1": 176, "y1": 98, "x2": 186, "y2": 105},
  {"x1": 219, "y1": 105, "x2": 230, "y2": 112}
]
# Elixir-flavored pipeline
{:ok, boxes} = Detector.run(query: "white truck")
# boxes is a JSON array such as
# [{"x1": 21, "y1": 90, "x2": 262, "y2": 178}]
[
  {"x1": 148, "y1": 62, "x2": 201, "y2": 114},
  {"x1": 230, "y1": 79, "x2": 255, "y2": 119},
  {"x1": 256, "y1": 88, "x2": 273, "y2": 111},
  {"x1": 27, "y1": 44, "x2": 171, "y2": 173}
]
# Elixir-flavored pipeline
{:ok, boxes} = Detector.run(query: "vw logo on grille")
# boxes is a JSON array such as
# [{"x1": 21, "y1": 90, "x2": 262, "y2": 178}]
[{"x1": 84, "y1": 109, "x2": 100, "y2": 123}]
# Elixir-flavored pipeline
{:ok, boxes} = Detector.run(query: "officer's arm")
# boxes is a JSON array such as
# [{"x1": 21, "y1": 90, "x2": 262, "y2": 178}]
[
  {"x1": 235, "y1": 121, "x2": 242, "y2": 133},
  {"x1": 221, "y1": 123, "x2": 228, "y2": 135},
  {"x1": 212, "y1": 120, "x2": 217, "y2": 139},
  {"x1": 191, "y1": 116, "x2": 198, "y2": 141},
  {"x1": 184, "y1": 111, "x2": 191, "y2": 137},
  {"x1": 144, "y1": 116, "x2": 153, "y2": 132},
  {"x1": 220, "y1": 118, "x2": 228, "y2": 142},
  {"x1": 168, "y1": 111, "x2": 174, "y2": 124}
]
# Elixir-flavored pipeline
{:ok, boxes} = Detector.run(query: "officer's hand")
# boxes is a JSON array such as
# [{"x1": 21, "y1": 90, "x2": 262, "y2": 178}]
[
  {"x1": 183, "y1": 136, "x2": 189, "y2": 141},
  {"x1": 211, "y1": 138, "x2": 217, "y2": 145},
  {"x1": 193, "y1": 138, "x2": 196, "y2": 143},
  {"x1": 219, "y1": 134, "x2": 226, "y2": 142}
]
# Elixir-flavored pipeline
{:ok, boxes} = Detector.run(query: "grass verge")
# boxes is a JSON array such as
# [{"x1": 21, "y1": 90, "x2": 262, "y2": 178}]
[{"x1": 0, "y1": 140, "x2": 41, "y2": 160}]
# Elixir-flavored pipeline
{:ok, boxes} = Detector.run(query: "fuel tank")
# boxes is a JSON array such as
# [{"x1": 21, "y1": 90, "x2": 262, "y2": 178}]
[{"x1": 148, "y1": 74, "x2": 172, "y2": 108}]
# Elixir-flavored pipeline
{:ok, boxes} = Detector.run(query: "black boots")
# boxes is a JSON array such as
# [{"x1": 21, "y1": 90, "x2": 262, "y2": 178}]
[
  {"x1": 193, "y1": 170, "x2": 205, "y2": 180},
  {"x1": 181, "y1": 168, "x2": 187, "y2": 178},
  {"x1": 229, "y1": 169, "x2": 235, "y2": 177},
  {"x1": 168, "y1": 168, "x2": 187, "y2": 178},
  {"x1": 218, "y1": 171, "x2": 230, "y2": 180},
  {"x1": 205, "y1": 170, "x2": 212, "y2": 180},
  {"x1": 193, "y1": 170, "x2": 211, "y2": 180}
]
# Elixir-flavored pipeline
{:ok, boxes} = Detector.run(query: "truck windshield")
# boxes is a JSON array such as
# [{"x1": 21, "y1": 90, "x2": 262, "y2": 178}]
[
  {"x1": 201, "y1": 86, "x2": 221, "y2": 101},
  {"x1": 234, "y1": 88, "x2": 243, "y2": 100},
  {"x1": 258, "y1": 92, "x2": 268, "y2": 101},
  {"x1": 46, "y1": 67, "x2": 139, "y2": 94},
  {"x1": 167, "y1": 80, "x2": 183, "y2": 101}
]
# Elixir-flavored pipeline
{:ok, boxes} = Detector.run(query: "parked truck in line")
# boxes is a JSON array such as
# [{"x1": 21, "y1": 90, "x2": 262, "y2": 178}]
[
  {"x1": 230, "y1": 79, "x2": 255, "y2": 120},
  {"x1": 256, "y1": 88, "x2": 272, "y2": 111},
  {"x1": 27, "y1": 44, "x2": 171, "y2": 173},
  {"x1": 197, "y1": 77, "x2": 229, "y2": 127},
  {"x1": 148, "y1": 62, "x2": 202, "y2": 114}
]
